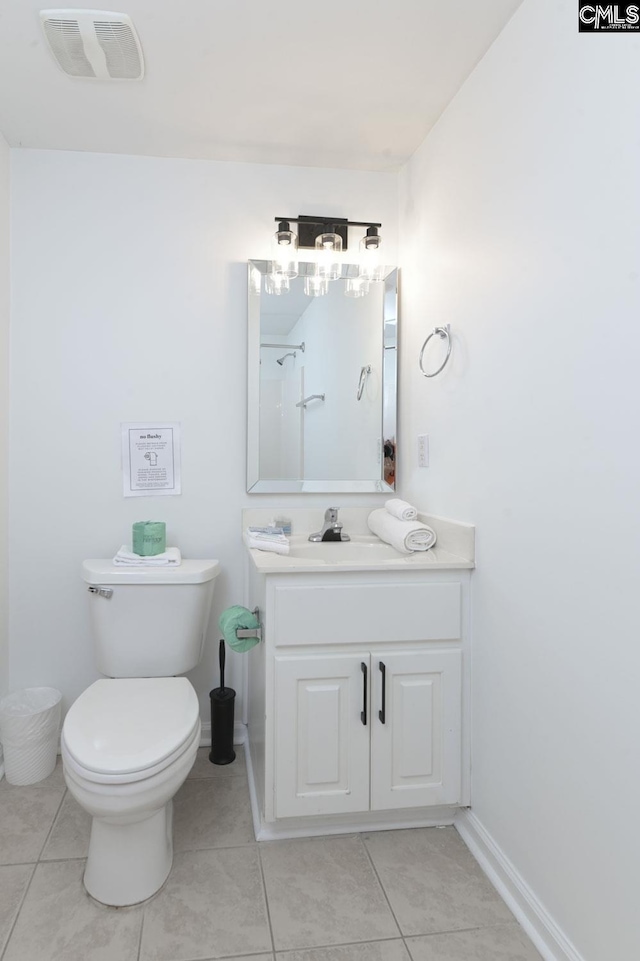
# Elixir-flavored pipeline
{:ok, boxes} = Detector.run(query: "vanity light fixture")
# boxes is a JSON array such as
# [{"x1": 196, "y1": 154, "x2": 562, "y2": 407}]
[
  {"x1": 358, "y1": 225, "x2": 385, "y2": 282},
  {"x1": 361, "y1": 225, "x2": 381, "y2": 250},
  {"x1": 267, "y1": 215, "x2": 383, "y2": 298},
  {"x1": 272, "y1": 215, "x2": 382, "y2": 252},
  {"x1": 271, "y1": 220, "x2": 299, "y2": 279}
]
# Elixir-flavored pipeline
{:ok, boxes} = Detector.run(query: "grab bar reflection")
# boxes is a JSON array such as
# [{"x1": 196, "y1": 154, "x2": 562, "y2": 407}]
[
  {"x1": 295, "y1": 393, "x2": 325, "y2": 409},
  {"x1": 357, "y1": 365, "x2": 371, "y2": 401},
  {"x1": 260, "y1": 341, "x2": 305, "y2": 351}
]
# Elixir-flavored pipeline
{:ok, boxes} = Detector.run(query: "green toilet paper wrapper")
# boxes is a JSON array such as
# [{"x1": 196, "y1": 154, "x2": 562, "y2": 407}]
[
  {"x1": 132, "y1": 521, "x2": 166, "y2": 557},
  {"x1": 219, "y1": 605, "x2": 260, "y2": 653}
]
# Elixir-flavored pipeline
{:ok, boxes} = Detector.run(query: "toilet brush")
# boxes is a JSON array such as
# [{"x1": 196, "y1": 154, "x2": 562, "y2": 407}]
[{"x1": 209, "y1": 639, "x2": 236, "y2": 765}]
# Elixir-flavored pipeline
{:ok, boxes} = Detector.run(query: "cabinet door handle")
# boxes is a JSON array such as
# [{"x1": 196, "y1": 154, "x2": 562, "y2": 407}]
[
  {"x1": 378, "y1": 661, "x2": 386, "y2": 724},
  {"x1": 360, "y1": 661, "x2": 368, "y2": 726}
]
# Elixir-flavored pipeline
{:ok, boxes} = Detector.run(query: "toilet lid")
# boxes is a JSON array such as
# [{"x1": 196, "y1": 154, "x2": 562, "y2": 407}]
[{"x1": 63, "y1": 677, "x2": 200, "y2": 776}]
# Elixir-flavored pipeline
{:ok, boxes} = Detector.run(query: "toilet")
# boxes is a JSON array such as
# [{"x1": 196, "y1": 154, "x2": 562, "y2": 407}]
[{"x1": 61, "y1": 558, "x2": 220, "y2": 907}]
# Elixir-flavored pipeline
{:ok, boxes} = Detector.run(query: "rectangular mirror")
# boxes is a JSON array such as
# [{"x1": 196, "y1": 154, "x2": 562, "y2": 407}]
[{"x1": 247, "y1": 260, "x2": 397, "y2": 493}]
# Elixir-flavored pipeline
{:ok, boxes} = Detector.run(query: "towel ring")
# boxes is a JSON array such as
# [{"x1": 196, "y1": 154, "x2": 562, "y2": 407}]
[{"x1": 419, "y1": 325, "x2": 451, "y2": 378}]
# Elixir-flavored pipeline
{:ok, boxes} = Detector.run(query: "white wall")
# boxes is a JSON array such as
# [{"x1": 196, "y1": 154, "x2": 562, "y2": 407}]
[
  {"x1": 9, "y1": 149, "x2": 397, "y2": 722},
  {"x1": 399, "y1": 2, "x2": 640, "y2": 959},
  {"x1": 0, "y1": 133, "x2": 9, "y2": 698}
]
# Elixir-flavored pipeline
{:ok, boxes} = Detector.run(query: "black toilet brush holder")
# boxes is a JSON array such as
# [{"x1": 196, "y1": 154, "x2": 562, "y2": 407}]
[{"x1": 209, "y1": 639, "x2": 236, "y2": 765}]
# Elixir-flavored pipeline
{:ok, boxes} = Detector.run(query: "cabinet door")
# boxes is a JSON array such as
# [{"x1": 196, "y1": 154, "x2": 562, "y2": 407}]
[
  {"x1": 371, "y1": 650, "x2": 462, "y2": 811},
  {"x1": 274, "y1": 654, "x2": 370, "y2": 818}
]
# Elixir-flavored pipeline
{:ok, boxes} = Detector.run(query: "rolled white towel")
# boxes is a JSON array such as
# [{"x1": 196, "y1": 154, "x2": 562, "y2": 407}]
[
  {"x1": 368, "y1": 509, "x2": 436, "y2": 555},
  {"x1": 385, "y1": 498, "x2": 418, "y2": 521},
  {"x1": 113, "y1": 546, "x2": 182, "y2": 566},
  {"x1": 246, "y1": 533, "x2": 290, "y2": 556}
]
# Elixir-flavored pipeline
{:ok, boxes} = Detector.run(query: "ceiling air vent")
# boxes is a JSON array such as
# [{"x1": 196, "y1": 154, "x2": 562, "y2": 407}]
[{"x1": 40, "y1": 10, "x2": 144, "y2": 80}]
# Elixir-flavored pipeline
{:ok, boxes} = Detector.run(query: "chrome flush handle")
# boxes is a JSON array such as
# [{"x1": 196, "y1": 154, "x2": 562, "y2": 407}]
[{"x1": 88, "y1": 585, "x2": 113, "y2": 599}]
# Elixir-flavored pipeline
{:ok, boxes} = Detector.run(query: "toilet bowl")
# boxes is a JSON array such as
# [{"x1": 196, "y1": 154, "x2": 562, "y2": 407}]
[
  {"x1": 63, "y1": 557, "x2": 219, "y2": 905},
  {"x1": 62, "y1": 677, "x2": 201, "y2": 906}
]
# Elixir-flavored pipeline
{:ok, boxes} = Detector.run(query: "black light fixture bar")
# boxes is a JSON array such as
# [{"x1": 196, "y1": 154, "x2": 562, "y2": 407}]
[
  {"x1": 274, "y1": 217, "x2": 382, "y2": 228},
  {"x1": 274, "y1": 215, "x2": 382, "y2": 251}
]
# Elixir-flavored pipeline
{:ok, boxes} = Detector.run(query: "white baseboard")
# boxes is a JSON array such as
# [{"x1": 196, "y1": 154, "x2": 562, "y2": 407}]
[
  {"x1": 455, "y1": 810, "x2": 585, "y2": 961},
  {"x1": 244, "y1": 737, "x2": 263, "y2": 842}
]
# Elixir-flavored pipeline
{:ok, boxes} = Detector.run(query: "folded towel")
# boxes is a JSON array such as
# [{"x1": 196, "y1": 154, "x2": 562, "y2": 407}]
[
  {"x1": 246, "y1": 533, "x2": 290, "y2": 555},
  {"x1": 367, "y1": 509, "x2": 436, "y2": 555},
  {"x1": 385, "y1": 498, "x2": 418, "y2": 521},
  {"x1": 219, "y1": 605, "x2": 260, "y2": 653},
  {"x1": 113, "y1": 546, "x2": 182, "y2": 566}
]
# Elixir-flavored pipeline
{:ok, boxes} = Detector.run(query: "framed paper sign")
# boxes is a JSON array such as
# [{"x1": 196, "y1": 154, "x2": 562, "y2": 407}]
[{"x1": 121, "y1": 422, "x2": 182, "y2": 497}]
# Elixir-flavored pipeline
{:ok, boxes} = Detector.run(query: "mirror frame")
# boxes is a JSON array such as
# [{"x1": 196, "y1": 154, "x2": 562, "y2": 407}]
[{"x1": 247, "y1": 260, "x2": 398, "y2": 493}]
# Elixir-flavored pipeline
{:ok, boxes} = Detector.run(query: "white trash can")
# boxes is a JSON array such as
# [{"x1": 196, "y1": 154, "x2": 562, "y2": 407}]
[{"x1": 0, "y1": 687, "x2": 62, "y2": 785}]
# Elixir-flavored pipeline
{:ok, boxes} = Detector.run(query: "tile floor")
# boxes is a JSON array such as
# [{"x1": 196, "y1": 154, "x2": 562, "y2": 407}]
[{"x1": 0, "y1": 746, "x2": 543, "y2": 961}]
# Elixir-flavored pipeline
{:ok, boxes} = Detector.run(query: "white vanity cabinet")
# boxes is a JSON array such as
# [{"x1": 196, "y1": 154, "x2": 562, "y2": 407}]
[
  {"x1": 245, "y1": 560, "x2": 472, "y2": 840},
  {"x1": 275, "y1": 647, "x2": 462, "y2": 819}
]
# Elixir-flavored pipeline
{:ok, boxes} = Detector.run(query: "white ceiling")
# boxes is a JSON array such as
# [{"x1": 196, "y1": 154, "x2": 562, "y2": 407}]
[
  {"x1": 0, "y1": 0, "x2": 523, "y2": 170},
  {"x1": 261, "y1": 282, "x2": 312, "y2": 336}
]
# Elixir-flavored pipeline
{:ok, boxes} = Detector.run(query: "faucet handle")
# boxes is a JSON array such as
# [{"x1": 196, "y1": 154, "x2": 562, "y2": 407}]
[{"x1": 324, "y1": 507, "x2": 339, "y2": 522}]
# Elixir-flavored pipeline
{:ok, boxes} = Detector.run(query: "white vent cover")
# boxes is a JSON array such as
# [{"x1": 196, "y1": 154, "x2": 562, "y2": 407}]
[{"x1": 40, "y1": 10, "x2": 144, "y2": 80}]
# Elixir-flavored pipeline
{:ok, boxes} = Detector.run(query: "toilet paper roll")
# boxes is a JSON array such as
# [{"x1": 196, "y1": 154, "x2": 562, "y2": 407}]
[
  {"x1": 132, "y1": 521, "x2": 166, "y2": 557},
  {"x1": 219, "y1": 606, "x2": 260, "y2": 653}
]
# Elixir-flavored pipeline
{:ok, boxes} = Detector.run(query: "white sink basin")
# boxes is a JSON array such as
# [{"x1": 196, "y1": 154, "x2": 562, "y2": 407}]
[{"x1": 287, "y1": 535, "x2": 402, "y2": 562}]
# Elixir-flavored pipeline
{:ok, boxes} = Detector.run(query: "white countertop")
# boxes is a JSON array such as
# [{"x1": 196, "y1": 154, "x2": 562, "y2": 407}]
[{"x1": 242, "y1": 508, "x2": 475, "y2": 574}]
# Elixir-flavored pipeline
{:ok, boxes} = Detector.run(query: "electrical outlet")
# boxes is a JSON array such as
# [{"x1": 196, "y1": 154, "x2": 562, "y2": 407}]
[{"x1": 418, "y1": 434, "x2": 429, "y2": 468}]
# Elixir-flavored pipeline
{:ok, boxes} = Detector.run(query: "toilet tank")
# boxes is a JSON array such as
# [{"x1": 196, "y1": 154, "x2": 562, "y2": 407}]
[{"x1": 82, "y1": 559, "x2": 220, "y2": 677}]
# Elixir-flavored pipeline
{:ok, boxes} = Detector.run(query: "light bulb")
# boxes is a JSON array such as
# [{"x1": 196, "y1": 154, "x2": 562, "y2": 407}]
[
  {"x1": 315, "y1": 231, "x2": 343, "y2": 281},
  {"x1": 358, "y1": 228, "x2": 384, "y2": 282},
  {"x1": 271, "y1": 221, "x2": 298, "y2": 279}
]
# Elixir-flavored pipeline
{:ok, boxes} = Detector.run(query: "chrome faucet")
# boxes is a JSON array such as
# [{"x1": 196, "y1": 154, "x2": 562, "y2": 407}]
[{"x1": 308, "y1": 507, "x2": 351, "y2": 543}]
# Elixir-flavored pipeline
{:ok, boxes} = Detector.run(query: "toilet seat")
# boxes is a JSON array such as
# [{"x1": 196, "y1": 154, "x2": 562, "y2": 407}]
[{"x1": 63, "y1": 677, "x2": 200, "y2": 784}]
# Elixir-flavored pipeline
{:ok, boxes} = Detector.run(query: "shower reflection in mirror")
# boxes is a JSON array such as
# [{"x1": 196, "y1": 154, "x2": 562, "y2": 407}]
[{"x1": 248, "y1": 261, "x2": 398, "y2": 494}]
